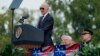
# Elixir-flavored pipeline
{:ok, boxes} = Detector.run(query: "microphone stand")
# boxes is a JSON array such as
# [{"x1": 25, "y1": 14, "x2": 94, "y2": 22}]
[
  {"x1": 19, "y1": 18, "x2": 24, "y2": 25},
  {"x1": 11, "y1": 8, "x2": 15, "y2": 36}
]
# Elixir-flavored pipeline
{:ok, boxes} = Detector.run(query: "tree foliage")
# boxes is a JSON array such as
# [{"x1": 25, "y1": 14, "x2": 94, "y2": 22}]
[{"x1": 47, "y1": 0, "x2": 100, "y2": 44}]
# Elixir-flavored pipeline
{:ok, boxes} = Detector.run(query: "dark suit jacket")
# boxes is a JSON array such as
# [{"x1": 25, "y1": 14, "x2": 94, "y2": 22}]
[{"x1": 37, "y1": 13, "x2": 54, "y2": 47}]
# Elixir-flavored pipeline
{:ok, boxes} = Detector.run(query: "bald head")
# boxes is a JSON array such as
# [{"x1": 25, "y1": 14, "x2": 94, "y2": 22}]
[{"x1": 40, "y1": 2, "x2": 49, "y2": 15}]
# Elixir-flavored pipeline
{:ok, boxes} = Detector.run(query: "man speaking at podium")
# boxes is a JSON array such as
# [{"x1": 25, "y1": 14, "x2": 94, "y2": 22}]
[{"x1": 37, "y1": 2, "x2": 54, "y2": 48}]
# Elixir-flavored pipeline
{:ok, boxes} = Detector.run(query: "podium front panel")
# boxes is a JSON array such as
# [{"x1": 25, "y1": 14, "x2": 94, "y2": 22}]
[{"x1": 12, "y1": 24, "x2": 44, "y2": 45}]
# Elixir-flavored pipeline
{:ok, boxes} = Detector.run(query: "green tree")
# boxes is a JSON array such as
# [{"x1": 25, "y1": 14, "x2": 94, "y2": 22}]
[{"x1": 47, "y1": 0, "x2": 100, "y2": 44}]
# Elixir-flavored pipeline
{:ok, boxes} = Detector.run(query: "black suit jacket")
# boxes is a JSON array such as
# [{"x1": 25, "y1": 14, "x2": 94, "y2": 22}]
[{"x1": 37, "y1": 13, "x2": 54, "y2": 47}]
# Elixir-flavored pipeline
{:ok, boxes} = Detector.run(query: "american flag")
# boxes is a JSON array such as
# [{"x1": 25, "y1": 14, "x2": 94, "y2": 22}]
[
  {"x1": 32, "y1": 45, "x2": 54, "y2": 56},
  {"x1": 32, "y1": 44, "x2": 79, "y2": 56},
  {"x1": 32, "y1": 48, "x2": 42, "y2": 56},
  {"x1": 54, "y1": 45, "x2": 66, "y2": 56},
  {"x1": 42, "y1": 45, "x2": 54, "y2": 56},
  {"x1": 32, "y1": 45, "x2": 67, "y2": 56}
]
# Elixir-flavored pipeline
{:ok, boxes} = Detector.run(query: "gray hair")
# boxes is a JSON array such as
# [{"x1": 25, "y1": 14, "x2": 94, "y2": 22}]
[
  {"x1": 41, "y1": 2, "x2": 49, "y2": 9},
  {"x1": 61, "y1": 35, "x2": 72, "y2": 40}
]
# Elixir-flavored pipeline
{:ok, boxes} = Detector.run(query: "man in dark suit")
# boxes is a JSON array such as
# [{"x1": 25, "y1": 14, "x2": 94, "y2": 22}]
[{"x1": 37, "y1": 3, "x2": 54, "y2": 47}]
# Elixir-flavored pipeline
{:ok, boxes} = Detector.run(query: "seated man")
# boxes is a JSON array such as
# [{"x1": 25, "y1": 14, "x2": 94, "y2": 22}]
[
  {"x1": 79, "y1": 28, "x2": 94, "y2": 56},
  {"x1": 61, "y1": 35, "x2": 80, "y2": 56}
]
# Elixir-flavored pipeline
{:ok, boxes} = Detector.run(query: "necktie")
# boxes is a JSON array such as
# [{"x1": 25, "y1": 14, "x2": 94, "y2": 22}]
[
  {"x1": 39, "y1": 16, "x2": 44, "y2": 26},
  {"x1": 41, "y1": 16, "x2": 44, "y2": 21}
]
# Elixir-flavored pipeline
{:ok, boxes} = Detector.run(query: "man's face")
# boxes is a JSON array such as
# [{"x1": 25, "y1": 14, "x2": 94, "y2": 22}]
[
  {"x1": 61, "y1": 38, "x2": 71, "y2": 45},
  {"x1": 40, "y1": 5, "x2": 48, "y2": 15},
  {"x1": 81, "y1": 31, "x2": 92, "y2": 42}
]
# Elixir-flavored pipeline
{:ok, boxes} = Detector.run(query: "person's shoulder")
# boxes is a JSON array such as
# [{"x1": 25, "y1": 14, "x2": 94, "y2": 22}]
[
  {"x1": 46, "y1": 13, "x2": 53, "y2": 21},
  {"x1": 47, "y1": 13, "x2": 53, "y2": 18}
]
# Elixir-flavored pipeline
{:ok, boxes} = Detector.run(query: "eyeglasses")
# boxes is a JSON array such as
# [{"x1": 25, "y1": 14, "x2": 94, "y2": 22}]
[
  {"x1": 81, "y1": 33, "x2": 90, "y2": 35},
  {"x1": 40, "y1": 7, "x2": 44, "y2": 10}
]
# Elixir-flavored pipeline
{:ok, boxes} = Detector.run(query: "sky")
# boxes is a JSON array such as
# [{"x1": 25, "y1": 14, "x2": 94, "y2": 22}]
[{"x1": 0, "y1": 0, "x2": 45, "y2": 13}]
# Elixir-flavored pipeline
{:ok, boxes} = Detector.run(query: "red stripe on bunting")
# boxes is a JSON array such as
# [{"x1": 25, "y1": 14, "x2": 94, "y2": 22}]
[{"x1": 42, "y1": 45, "x2": 54, "y2": 56}]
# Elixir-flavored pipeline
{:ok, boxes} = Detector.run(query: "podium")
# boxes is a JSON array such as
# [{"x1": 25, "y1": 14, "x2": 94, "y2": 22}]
[{"x1": 12, "y1": 24, "x2": 44, "y2": 56}]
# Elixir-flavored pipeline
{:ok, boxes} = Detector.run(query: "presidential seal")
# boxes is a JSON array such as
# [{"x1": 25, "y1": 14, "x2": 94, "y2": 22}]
[{"x1": 15, "y1": 27, "x2": 22, "y2": 39}]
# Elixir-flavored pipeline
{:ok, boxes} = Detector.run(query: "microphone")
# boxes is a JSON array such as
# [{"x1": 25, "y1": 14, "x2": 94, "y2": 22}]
[
  {"x1": 19, "y1": 14, "x2": 29, "y2": 24},
  {"x1": 21, "y1": 14, "x2": 29, "y2": 19}
]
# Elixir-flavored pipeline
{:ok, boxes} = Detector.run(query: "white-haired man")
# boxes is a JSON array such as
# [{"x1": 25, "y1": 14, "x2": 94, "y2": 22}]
[
  {"x1": 37, "y1": 2, "x2": 54, "y2": 47},
  {"x1": 37, "y1": 3, "x2": 54, "y2": 56},
  {"x1": 61, "y1": 35, "x2": 80, "y2": 56}
]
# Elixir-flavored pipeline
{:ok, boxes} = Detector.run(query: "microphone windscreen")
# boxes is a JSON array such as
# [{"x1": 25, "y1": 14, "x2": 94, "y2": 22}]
[{"x1": 22, "y1": 14, "x2": 29, "y2": 19}]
